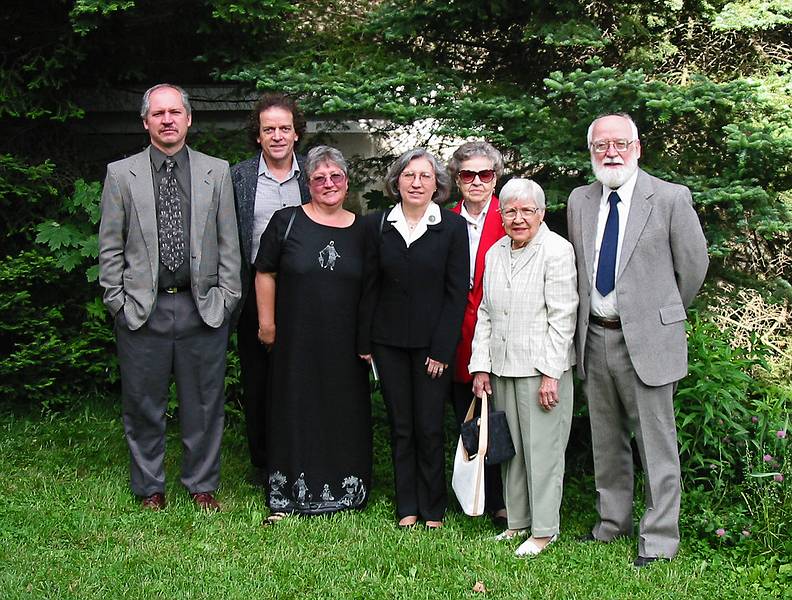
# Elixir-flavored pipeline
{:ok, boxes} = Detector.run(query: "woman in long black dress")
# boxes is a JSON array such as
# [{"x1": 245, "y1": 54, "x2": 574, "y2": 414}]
[{"x1": 254, "y1": 145, "x2": 371, "y2": 519}]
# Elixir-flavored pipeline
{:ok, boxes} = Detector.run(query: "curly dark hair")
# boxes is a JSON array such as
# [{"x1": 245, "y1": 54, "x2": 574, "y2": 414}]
[{"x1": 245, "y1": 92, "x2": 306, "y2": 150}]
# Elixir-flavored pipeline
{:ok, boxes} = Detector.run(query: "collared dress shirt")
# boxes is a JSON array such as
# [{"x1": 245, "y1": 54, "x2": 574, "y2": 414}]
[
  {"x1": 590, "y1": 169, "x2": 638, "y2": 318},
  {"x1": 387, "y1": 201, "x2": 442, "y2": 247},
  {"x1": 150, "y1": 145, "x2": 191, "y2": 289},
  {"x1": 250, "y1": 153, "x2": 302, "y2": 263},
  {"x1": 459, "y1": 202, "x2": 488, "y2": 289}
]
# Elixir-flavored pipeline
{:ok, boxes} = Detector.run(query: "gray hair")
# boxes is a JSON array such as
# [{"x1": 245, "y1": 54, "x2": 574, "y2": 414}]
[
  {"x1": 447, "y1": 141, "x2": 504, "y2": 180},
  {"x1": 304, "y1": 145, "x2": 349, "y2": 179},
  {"x1": 499, "y1": 178, "x2": 546, "y2": 210},
  {"x1": 384, "y1": 148, "x2": 451, "y2": 204},
  {"x1": 140, "y1": 84, "x2": 192, "y2": 119},
  {"x1": 586, "y1": 112, "x2": 639, "y2": 145}
]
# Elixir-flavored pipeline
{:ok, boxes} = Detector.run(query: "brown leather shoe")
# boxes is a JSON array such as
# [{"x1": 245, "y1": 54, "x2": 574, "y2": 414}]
[
  {"x1": 191, "y1": 492, "x2": 220, "y2": 512},
  {"x1": 141, "y1": 492, "x2": 166, "y2": 510}
]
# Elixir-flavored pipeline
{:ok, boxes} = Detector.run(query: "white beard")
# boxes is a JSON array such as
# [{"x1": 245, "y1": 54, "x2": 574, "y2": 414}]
[{"x1": 592, "y1": 156, "x2": 638, "y2": 189}]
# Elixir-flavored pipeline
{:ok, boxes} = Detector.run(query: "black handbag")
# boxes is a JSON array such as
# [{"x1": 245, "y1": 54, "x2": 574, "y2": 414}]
[{"x1": 460, "y1": 393, "x2": 516, "y2": 466}]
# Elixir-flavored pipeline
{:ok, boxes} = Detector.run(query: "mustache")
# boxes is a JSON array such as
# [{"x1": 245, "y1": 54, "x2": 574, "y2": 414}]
[{"x1": 602, "y1": 157, "x2": 625, "y2": 165}]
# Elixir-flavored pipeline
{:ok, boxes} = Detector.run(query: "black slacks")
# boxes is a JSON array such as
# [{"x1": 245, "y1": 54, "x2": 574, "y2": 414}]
[
  {"x1": 450, "y1": 381, "x2": 506, "y2": 515},
  {"x1": 237, "y1": 278, "x2": 269, "y2": 469},
  {"x1": 374, "y1": 343, "x2": 449, "y2": 521}
]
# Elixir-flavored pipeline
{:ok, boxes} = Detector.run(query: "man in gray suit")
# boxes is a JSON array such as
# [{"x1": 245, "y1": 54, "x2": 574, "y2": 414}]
[
  {"x1": 566, "y1": 113, "x2": 709, "y2": 566},
  {"x1": 99, "y1": 83, "x2": 241, "y2": 511},
  {"x1": 230, "y1": 93, "x2": 309, "y2": 479}
]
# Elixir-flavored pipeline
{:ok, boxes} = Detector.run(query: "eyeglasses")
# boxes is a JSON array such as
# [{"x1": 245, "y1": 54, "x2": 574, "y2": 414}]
[
  {"x1": 458, "y1": 169, "x2": 496, "y2": 184},
  {"x1": 400, "y1": 171, "x2": 435, "y2": 183},
  {"x1": 500, "y1": 206, "x2": 541, "y2": 221},
  {"x1": 309, "y1": 172, "x2": 346, "y2": 187},
  {"x1": 590, "y1": 139, "x2": 636, "y2": 153}
]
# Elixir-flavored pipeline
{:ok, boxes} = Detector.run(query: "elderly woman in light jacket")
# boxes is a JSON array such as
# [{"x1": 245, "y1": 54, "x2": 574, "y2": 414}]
[{"x1": 469, "y1": 178, "x2": 578, "y2": 558}]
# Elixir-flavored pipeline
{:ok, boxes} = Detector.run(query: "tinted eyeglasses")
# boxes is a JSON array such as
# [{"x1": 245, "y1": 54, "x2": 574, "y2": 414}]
[
  {"x1": 458, "y1": 169, "x2": 496, "y2": 184},
  {"x1": 309, "y1": 172, "x2": 346, "y2": 187}
]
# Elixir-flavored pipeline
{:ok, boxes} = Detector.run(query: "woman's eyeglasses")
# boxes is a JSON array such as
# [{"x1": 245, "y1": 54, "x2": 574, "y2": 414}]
[
  {"x1": 458, "y1": 169, "x2": 496, "y2": 184},
  {"x1": 310, "y1": 173, "x2": 346, "y2": 187},
  {"x1": 500, "y1": 206, "x2": 541, "y2": 221}
]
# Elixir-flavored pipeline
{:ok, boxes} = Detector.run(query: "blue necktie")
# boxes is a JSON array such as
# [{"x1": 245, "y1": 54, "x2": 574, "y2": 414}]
[{"x1": 596, "y1": 191, "x2": 620, "y2": 296}]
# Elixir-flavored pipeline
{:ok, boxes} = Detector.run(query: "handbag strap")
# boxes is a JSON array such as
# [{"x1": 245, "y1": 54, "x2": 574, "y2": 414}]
[
  {"x1": 463, "y1": 393, "x2": 490, "y2": 457},
  {"x1": 478, "y1": 392, "x2": 489, "y2": 457},
  {"x1": 282, "y1": 206, "x2": 297, "y2": 243}
]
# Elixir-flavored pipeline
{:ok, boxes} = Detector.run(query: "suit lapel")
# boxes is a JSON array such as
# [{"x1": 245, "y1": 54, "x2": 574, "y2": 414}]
[
  {"x1": 129, "y1": 148, "x2": 158, "y2": 270},
  {"x1": 581, "y1": 181, "x2": 602, "y2": 285},
  {"x1": 618, "y1": 169, "x2": 653, "y2": 280},
  {"x1": 189, "y1": 148, "x2": 211, "y2": 262}
]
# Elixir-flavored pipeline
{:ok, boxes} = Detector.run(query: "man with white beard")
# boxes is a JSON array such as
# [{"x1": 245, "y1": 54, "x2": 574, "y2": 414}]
[{"x1": 566, "y1": 113, "x2": 709, "y2": 567}]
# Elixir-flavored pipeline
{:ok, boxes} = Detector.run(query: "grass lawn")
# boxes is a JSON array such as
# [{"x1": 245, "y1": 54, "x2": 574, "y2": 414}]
[{"x1": 0, "y1": 397, "x2": 753, "y2": 599}]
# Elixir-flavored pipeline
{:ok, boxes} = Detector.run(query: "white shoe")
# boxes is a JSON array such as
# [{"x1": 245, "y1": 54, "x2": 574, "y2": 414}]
[
  {"x1": 493, "y1": 528, "x2": 528, "y2": 542},
  {"x1": 515, "y1": 533, "x2": 558, "y2": 557}
]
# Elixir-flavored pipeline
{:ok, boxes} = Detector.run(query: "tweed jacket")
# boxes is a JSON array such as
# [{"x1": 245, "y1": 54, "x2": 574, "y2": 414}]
[
  {"x1": 98, "y1": 146, "x2": 241, "y2": 331},
  {"x1": 566, "y1": 169, "x2": 709, "y2": 386},
  {"x1": 450, "y1": 195, "x2": 505, "y2": 383},
  {"x1": 468, "y1": 223, "x2": 578, "y2": 380},
  {"x1": 230, "y1": 153, "x2": 310, "y2": 315}
]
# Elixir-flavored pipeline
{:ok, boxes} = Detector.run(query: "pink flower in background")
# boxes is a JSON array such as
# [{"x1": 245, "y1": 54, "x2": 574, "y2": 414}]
[
  {"x1": 774, "y1": 474, "x2": 784, "y2": 483},
  {"x1": 763, "y1": 454, "x2": 773, "y2": 462},
  {"x1": 778, "y1": 430, "x2": 787, "y2": 439},
  {"x1": 716, "y1": 528, "x2": 726, "y2": 537},
  {"x1": 742, "y1": 530, "x2": 751, "y2": 537},
  {"x1": 751, "y1": 416, "x2": 759, "y2": 423}
]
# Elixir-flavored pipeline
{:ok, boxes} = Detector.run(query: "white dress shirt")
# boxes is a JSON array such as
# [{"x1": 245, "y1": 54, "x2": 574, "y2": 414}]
[
  {"x1": 388, "y1": 201, "x2": 442, "y2": 247},
  {"x1": 459, "y1": 201, "x2": 489, "y2": 289},
  {"x1": 590, "y1": 169, "x2": 638, "y2": 318}
]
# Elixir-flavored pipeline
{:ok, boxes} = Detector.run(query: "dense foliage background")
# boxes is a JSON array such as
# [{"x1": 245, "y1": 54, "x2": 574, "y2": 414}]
[{"x1": 1, "y1": 0, "x2": 790, "y2": 585}]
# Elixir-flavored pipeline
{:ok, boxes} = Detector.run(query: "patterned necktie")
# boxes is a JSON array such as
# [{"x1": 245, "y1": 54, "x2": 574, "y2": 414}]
[
  {"x1": 157, "y1": 157, "x2": 185, "y2": 272},
  {"x1": 596, "y1": 191, "x2": 620, "y2": 296}
]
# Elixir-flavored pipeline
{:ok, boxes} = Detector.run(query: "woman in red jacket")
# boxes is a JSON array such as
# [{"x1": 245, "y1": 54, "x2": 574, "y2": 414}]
[{"x1": 448, "y1": 141, "x2": 508, "y2": 527}]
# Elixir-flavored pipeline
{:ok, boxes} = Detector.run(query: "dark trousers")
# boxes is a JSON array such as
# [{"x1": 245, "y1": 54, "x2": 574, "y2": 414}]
[
  {"x1": 451, "y1": 381, "x2": 506, "y2": 515},
  {"x1": 116, "y1": 291, "x2": 229, "y2": 497},
  {"x1": 374, "y1": 344, "x2": 449, "y2": 521},
  {"x1": 237, "y1": 279, "x2": 269, "y2": 469}
]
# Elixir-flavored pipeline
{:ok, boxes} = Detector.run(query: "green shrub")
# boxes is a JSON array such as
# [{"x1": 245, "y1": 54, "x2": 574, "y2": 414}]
[
  {"x1": 676, "y1": 310, "x2": 770, "y2": 489},
  {"x1": 0, "y1": 250, "x2": 116, "y2": 407}
]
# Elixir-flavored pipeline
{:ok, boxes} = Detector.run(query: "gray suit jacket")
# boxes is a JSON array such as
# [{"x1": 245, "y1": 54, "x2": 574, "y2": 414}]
[
  {"x1": 230, "y1": 153, "x2": 309, "y2": 317},
  {"x1": 98, "y1": 146, "x2": 242, "y2": 330},
  {"x1": 566, "y1": 169, "x2": 709, "y2": 386}
]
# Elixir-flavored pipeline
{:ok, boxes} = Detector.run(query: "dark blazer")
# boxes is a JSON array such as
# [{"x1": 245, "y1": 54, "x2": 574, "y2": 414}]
[
  {"x1": 359, "y1": 206, "x2": 470, "y2": 365},
  {"x1": 230, "y1": 153, "x2": 310, "y2": 317},
  {"x1": 567, "y1": 168, "x2": 709, "y2": 386}
]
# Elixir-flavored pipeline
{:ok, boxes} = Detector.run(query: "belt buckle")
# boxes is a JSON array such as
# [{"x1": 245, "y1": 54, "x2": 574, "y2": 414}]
[{"x1": 164, "y1": 287, "x2": 179, "y2": 294}]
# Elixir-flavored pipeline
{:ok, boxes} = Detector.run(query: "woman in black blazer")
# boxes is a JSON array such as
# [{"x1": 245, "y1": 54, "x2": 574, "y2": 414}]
[{"x1": 359, "y1": 148, "x2": 469, "y2": 528}]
